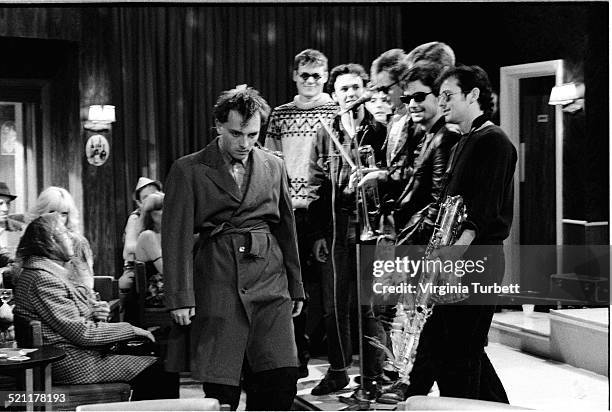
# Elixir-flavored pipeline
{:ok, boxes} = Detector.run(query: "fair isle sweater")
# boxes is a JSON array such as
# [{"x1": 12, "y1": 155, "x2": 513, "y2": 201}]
[{"x1": 264, "y1": 94, "x2": 338, "y2": 210}]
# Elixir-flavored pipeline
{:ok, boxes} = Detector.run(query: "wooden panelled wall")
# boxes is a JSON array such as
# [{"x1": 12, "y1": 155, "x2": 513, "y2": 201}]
[{"x1": 0, "y1": 8, "x2": 84, "y2": 239}]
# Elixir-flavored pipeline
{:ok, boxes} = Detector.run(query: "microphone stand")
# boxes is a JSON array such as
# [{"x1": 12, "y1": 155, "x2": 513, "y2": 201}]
[
  {"x1": 339, "y1": 108, "x2": 372, "y2": 411},
  {"x1": 316, "y1": 108, "x2": 373, "y2": 410}
]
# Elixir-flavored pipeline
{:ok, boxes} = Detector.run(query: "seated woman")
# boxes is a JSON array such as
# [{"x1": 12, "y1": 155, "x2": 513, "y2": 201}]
[
  {"x1": 12, "y1": 213, "x2": 179, "y2": 399},
  {"x1": 29, "y1": 187, "x2": 95, "y2": 292},
  {"x1": 135, "y1": 193, "x2": 165, "y2": 308}
]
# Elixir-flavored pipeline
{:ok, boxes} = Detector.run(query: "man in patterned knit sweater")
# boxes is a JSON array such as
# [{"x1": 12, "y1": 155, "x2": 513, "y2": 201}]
[{"x1": 264, "y1": 49, "x2": 338, "y2": 378}]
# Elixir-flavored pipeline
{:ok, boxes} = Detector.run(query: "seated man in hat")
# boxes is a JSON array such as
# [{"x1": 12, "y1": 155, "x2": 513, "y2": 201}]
[
  {"x1": 0, "y1": 182, "x2": 24, "y2": 286},
  {"x1": 119, "y1": 178, "x2": 164, "y2": 309}
]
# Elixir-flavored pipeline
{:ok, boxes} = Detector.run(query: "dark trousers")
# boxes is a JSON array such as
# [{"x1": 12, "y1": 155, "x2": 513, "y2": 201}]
[
  {"x1": 293, "y1": 210, "x2": 312, "y2": 369},
  {"x1": 404, "y1": 246, "x2": 508, "y2": 402},
  {"x1": 202, "y1": 366, "x2": 298, "y2": 410},
  {"x1": 318, "y1": 212, "x2": 355, "y2": 370},
  {"x1": 362, "y1": 304, "x2": 395, "y2": 378},
  {"x1": 129, "y1": 360, "x2": 180, "y2": 401}
]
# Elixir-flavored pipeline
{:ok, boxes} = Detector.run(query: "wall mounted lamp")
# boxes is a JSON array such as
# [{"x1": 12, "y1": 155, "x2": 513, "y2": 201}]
[
  {"x1": 84, "y1": 105, "x2": 116, "y2": 131},
  {"x1": 548, "y1": 82, "x2": 585, "y2": 113}
]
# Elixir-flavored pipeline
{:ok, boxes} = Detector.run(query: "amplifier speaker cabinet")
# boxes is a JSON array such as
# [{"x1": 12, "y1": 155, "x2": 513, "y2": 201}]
[{"x1": 549, "y1": 273, "x2": 609, "y2": 304}]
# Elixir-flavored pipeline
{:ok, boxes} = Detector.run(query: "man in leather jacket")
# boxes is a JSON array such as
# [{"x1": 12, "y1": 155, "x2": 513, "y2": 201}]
[{"x1": 394, "y1": 61, "x2": 461, "y2": 245}]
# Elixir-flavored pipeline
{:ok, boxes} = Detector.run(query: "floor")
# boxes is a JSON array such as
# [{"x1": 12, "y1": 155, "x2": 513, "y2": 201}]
[
  {"x1": 179, "y1": 340, "x2": 609, "y2": 410},
  {"x1": 179, "y1": 310, "x2": 610, "y2": 411}
]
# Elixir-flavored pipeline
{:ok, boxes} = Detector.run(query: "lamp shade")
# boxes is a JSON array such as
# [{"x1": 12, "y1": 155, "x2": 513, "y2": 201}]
[
  {"x1": 548, "y1": 83, "x2": 584, "y2": 105},
  {"x1": 88, "y1": 105, "x2": 116, "y2": 123}
]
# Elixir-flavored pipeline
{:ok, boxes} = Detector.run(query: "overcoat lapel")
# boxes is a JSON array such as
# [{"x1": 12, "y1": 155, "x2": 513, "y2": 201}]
[{"x1": 199, "y1": 138, "x2": 242, "y2": 203}]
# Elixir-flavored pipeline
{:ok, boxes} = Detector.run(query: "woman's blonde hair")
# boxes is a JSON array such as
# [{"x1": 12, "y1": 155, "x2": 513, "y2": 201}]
[{"x1": 29, "y1": 187, "x2": 81, "y2": 234}]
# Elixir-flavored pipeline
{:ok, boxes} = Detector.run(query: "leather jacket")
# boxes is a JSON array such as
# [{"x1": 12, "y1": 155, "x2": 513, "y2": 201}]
[{"x1": 397, "y1": 117, "x2": 460, "y2": 242}]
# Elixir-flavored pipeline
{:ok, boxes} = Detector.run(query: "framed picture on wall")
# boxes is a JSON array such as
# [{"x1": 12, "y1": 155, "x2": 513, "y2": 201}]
[
  {"x1": 0, "y1": 110, "x2": 16, "y2": 155},
  {"x1": 0, "y1": 102, "x2": 24, "y2": 214}
]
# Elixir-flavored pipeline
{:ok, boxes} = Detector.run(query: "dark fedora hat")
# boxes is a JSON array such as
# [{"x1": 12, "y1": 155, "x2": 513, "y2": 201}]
[{"x1": 0, "y1": 182, "x2": 16, "y2": 201}]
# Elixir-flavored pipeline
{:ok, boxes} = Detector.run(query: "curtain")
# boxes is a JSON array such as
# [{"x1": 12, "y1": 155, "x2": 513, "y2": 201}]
[{"x1": 110, "y1": 5, "x2": 403, "y2": 189}]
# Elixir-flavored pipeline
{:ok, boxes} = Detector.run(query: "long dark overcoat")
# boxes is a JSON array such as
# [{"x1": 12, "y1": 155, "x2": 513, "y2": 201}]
[{"x1": 162, "y1": 138, "x2": 304, "y2": 386}]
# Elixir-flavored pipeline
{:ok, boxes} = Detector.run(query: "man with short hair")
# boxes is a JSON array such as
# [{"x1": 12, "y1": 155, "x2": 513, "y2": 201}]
[
  {"x1": 383, "y1": 65, "x2": 515, "y2": 403},
  {"x1": 309, "y1": 63, "x2": 387, "y2": 397},
  {"x1": 369, "y1": 49, "x2": 423, "y2": 205},
  {"x1": 265, "y1": 48, "x2": 337, "y2": 206},
  {"x1": 367, "y1": 43, "x2": 457, "y2": 211},
  {"x1": 264, "y1": 48, "x2": 337, "y2": 377},
  {"x1": 375, "y1": 60, "x2": 460, "y2": 404},
  {"x1": 163, "y1": 86, "x2": 304, "y2": 410},
  {"x1": 365, "y1": 90, "x2": 392, "y2": 126},
  {"x1": 394, "y1": 61, "x2": 461, "y2": 243}
]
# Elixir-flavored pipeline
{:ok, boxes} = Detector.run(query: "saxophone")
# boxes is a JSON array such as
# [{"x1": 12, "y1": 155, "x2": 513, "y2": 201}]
[{"x1": 367, "y1": 195, "x2": 468, "y2": 384}]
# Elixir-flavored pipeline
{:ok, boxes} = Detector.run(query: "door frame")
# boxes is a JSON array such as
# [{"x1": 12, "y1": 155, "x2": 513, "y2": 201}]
[{"x1": 499, "y1": 59, "x2": 564, "y2": 284}]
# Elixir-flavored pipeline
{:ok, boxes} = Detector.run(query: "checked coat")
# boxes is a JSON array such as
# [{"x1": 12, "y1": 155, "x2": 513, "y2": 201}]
[
  {"x1": 162, "y1": 138, "x2": 304, "y2": 386},
  {"x1": 13, "y1": 257, "x2": 156, "y2": 384}
]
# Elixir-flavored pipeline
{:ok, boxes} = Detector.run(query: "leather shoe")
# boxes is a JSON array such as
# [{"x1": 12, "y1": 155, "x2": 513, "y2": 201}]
[
  {"x1": 311, "y1": 370, "x2": 349, "y2": 396},
  {"x1": 350, "y1": 377, "x2": 381, "y2": 400},
  {"x1": 377, "y1": 381, "x2": 408, "y2": 404}
]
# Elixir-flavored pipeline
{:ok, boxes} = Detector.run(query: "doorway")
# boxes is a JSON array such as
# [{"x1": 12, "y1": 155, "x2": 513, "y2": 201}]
[{"x1": 499, "y1": 60, "x2": 564, "y2": 287}]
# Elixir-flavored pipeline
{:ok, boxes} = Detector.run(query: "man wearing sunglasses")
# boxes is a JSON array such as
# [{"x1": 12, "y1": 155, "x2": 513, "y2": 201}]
[
  {"x1": 382, "y1": 65, "x2": 515, "y2": 405},
  {"x1": 364, "y1": 44, "x2": 456, "y2": 216},
  {"x1": 371, "y1": 49, "x2": 412, "y2": 169},
  {"x1": 264, "y1": 49, "x2": 337, "y2": 379},
  {"x1": 393, "y1": 61, "x2": 461, "y2": 244},
  {"x1": 366, "y1": 49, "x2": 427, "y2": 215}
]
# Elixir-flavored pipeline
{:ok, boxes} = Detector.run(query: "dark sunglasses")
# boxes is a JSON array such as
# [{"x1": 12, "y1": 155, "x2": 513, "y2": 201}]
[
  {"x1": 298, "y1": 72, "x2": 323, "y2": 81},
  {"x1": 400, "y1": 91, "x2": 434, "y2": 104},
  {"x1": 374, "y1": 81, "x2": 399, "y2": 94},
  {"x1": 373, "y1": 71, "x2": 412, "y2": 94}
]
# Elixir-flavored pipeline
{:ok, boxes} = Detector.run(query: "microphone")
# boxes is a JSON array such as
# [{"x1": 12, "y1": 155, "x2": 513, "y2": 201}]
[{"x1": 339, "y1": 90, "x2": 374, "y2": 115}]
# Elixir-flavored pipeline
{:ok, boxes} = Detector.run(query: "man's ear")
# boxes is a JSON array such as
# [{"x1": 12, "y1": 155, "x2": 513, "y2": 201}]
[
  {"x1": 322, "y1": 71, "x2": 329, "y2": 84},
  {"x1": 469, "y1": 87, "x2": 480, "y2": 104},
  {"x1": 292, "y1": 70, "x2": 299, "y2": 83},
  {"x1": 331, "y1": 91, "x2": 338, "y2": 103}
]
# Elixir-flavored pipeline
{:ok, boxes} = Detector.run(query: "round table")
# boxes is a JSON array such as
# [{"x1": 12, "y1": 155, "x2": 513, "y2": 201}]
[{"x1": 0, "y1": 346, "x2": 66, "y2": 411}]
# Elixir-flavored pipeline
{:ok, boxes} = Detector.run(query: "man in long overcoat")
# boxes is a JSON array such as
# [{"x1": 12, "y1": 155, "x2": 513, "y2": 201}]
[{"x1": 162, "y1": 85, "x2": 305, "y2": 410}]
